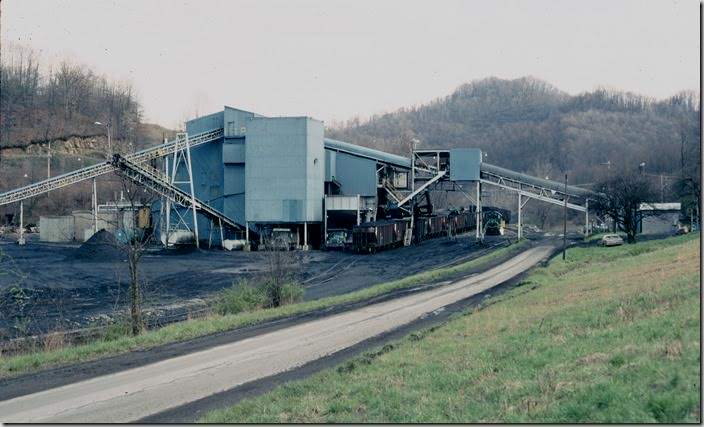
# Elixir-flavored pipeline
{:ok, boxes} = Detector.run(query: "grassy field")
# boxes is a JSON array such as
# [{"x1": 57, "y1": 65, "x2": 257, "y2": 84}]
[
  {"x1": 0, "y1": 239, "x2": 529, "y2": 378},
  {"x1": 202, "y1": 233, "x2": 701, "y2": 423}
]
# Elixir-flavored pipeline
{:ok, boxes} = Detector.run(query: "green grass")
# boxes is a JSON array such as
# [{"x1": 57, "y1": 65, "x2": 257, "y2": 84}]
[
  {"x1": 202, "y1": 233, "x2": 701, "y2": 423},
  {"x1": 0, "y1": 239, "x2": 529, "y2": 379}
]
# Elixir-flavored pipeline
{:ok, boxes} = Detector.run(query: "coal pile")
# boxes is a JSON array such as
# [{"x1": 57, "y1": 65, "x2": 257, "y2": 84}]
[{"x1": 71, "y1": 230, "x2": 126, "y2": 262}]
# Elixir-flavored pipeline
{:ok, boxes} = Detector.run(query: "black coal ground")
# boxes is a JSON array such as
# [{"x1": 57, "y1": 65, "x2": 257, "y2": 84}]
[{"x1": 0, "y1": 232, "x2": 511, "y2": 339}]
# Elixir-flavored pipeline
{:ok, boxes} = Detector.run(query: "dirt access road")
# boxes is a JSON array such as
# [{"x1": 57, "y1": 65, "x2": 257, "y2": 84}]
[{"x1": 0, "y1": 244, "x2": 553, "y2": 423}]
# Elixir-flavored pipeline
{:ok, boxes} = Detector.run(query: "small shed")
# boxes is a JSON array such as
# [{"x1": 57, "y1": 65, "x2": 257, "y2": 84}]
[
  {"x1": 638, "y1": 202, "x2": 681, "y2": 235},
  {"x1": 39, "y1": 216, "x2": 75, "y2": 242}
]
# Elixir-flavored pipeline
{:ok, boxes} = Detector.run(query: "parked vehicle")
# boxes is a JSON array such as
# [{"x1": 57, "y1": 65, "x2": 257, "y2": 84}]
[
  {"x1": 266, "y1": 228, "x2": 297, "y2": 250},
  {"x1": 599, "y1": 234, "x2": 624, "y2": 247},
  {"x1": 325, "y1": 229, "x2": 350, "y2": 250}
]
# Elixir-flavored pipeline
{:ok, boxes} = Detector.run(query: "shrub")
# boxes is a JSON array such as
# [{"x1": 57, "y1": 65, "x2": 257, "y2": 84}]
[
  {"x1": 280, "y1": 282, "x2": 304, "y2": 306},
  {"x1": 42, "y1": 330, "x2": 66, "y2": 352},
  {"x1": 102, "y1": 318, "x2": 132, "y2": 342},
  {"x1": 216, "y1": 280, "x2": 267, "y2": 315},
  {"x1": 262, "y1": 280, "x2": 304, "y2": 308}
]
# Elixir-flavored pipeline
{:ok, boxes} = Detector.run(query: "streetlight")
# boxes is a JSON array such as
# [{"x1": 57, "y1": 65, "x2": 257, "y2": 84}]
[
  {"x1": 94, "y1": 121, "x2": 112, "y2": 160},
  {"x1": 46, "y1": 141, "x2": 51, "y2": 179}
]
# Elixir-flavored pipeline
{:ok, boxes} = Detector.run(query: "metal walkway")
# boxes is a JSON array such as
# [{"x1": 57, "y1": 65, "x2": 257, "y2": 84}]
[
  {"x1": 111, "y1": 154, "x2": 243, "y2": 231},
  {"x1": 0, "y1": 129, "x2": 224, "y2": 206}
]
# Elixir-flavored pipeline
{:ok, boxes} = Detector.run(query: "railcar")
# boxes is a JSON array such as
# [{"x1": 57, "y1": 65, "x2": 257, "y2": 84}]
[
  {"x1": 352, "y1": 219, "x2": 409, "y2": 253},
  {"x1": 352, "y1": 209, "x2": 480, "y2": 253}
]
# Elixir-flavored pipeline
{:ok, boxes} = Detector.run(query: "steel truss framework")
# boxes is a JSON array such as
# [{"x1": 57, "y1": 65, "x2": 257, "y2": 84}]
[
  {"x1": 389, "y1": 149, "x2": 593, "y2": 240},
  {"x1": 479, "y1": 171, "x2": 588, "y2": 213},
  {"x1": 0, "y1": 129, "x2": 224, "y2": 206},
  {"x1": 111, "y1": 154, "x2": 243, "y2": 232}
]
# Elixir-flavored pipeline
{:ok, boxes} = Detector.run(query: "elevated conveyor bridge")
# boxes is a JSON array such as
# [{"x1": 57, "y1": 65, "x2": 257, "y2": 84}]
[
  {"x1": 0, "y1": 129, "x2": 223, "y2": 206},
  {"x1": 390, "y1": 148, "x2": 597, "y2": 240},
  {"x1": 110, "y1": 154, "x2": 243, "y2": 232}
]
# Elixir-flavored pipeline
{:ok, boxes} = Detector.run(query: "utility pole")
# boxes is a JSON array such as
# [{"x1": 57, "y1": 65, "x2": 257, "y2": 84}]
[
  {"x1": 92, "y1": 178, "x2": 98, "y2": 233},
  {"x1": 562, "y1": 173, "x2": 567, "y2": 261},
  {"x1": 18, "y1": 201, "x2": 25, "y2": 245},
  {"x1": 94, "y1": 121, "x2": 112, "y2": 160},
  {"x1": 47, "y1": 141, "x2": 51, "y2": 179},
  {"x1": 660, "y1": 174, "x2": 664, "y2": 203}
]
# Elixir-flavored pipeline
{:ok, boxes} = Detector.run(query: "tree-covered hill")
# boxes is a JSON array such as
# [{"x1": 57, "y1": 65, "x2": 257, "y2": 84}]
[{"x1": 327, "y1": 77, "x2": 700, "y2": 186}]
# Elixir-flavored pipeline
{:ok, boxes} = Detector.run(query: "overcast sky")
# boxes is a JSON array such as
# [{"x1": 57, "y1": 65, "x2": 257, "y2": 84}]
[{"x1": 1, "y1": 0, "x2": 700, "y2": 128}]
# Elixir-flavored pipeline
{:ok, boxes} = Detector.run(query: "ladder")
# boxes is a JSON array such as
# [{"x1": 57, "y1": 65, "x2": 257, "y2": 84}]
[
  {"x1": 0, "y1": 128, "x2": 224, "y2": 206},
  {"x1": 111, "y1": 154, "x2": 243, "y2": 231}
]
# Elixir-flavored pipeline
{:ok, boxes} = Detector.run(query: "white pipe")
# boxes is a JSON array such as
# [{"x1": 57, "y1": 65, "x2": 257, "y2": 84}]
[
  {"x1": 323, "y1": 195, "x2": 328, "y2": 245},
  {"x1": 356, "y1": 194, "x2": 361, "y2": 225},
  {"x1": 304, "y1": 222, "x2": 308, "y2": 250},
  {"x1": 475, "y1": 181, "x2": 480, "y2": 240},
  {"x1": 18, "y1": 201, "x2": 25, "y2": 245},
  {"x1": 518, "y1": 192, "x2": 522, "y2": 240},
  {"x1": 92, "y1": 178, "x2": 98, "y2": 233},
  {"x1": 219, "y1": 218, "x2": 224, "y2": 248}
]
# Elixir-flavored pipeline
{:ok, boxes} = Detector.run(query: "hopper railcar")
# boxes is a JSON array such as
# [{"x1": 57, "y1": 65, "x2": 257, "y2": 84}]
[{"x1": 352, "y1": 219, "x2": 410, "y2": 253}]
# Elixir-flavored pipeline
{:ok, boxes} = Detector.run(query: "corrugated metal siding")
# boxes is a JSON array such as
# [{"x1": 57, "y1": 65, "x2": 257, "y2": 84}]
[
  {"x1": 325, "y1": 195, "x2": 360, "y2": 210},
  {"x1": 40, "y1": 216, "x2": 74, "y2": 242},
  {"x1": 245, "y1": 117, "x2": 324, "y2": 223},
  {"x1": 325, "y1": 149, "x2": 336, "y2": 181},
  {"x1": 324, "y1": 138, "x2": 411, "y2": 168},
  {"x1": 223, "y1": 142, "x2": 246, "y2": 163},
  {"x1": 189, "y1": 142, "x2": 224, "y2": 209},
  {"x1": 224, "y1": 107, "x2": 259, "y2": 138},
  {"x1": 223, "y1": 164, "x2": 245, "y2": 195},
  {"x1": 223, "y1": 194, "x2": 245, "y2": 226},
  {"x1": 450, "y1": 148, "x2": 482, "y2": 181},
  {"x1": 334, "y1": 152, "x2": 376, "y2": 196},
  {"x1": 186, "y1": 111, "x2": 224, "y2": 135}
]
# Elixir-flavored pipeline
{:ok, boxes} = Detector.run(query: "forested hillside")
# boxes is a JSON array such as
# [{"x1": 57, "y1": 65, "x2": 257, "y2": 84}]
[
  {"x1": 328, "y1": 77, "x2": 700, "y2": 187},
  {"x1": 0, "y1": 44, "x2": 142, "y2": 149},
  {"x1": 0, "y1": 45, "x2": 175, "y2": 221}
]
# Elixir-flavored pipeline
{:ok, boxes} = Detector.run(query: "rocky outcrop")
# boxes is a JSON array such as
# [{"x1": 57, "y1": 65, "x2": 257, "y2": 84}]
[{"x1": 1, "y1": 135, "x2": 112, "y2": 158}]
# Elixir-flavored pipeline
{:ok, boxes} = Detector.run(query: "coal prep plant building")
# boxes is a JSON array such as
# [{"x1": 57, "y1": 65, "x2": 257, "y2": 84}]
[
  {"x1": 167, "y1": 106, "x2": 419, "y2": 249},
  {"x1": 2, "y1": 105, "x2": 593, "y2": 248}
]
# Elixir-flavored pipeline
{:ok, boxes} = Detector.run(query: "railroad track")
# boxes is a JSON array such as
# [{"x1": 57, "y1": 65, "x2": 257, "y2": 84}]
[{"x1": 303, "y1": 258, "x2": 358, "y2": 289}]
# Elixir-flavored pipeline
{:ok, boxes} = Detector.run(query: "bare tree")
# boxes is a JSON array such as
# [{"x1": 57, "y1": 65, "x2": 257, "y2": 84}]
[
  {"x1": 592, "y1": 171, "x2": 655, "y2": 243},
  {"x1": 260, "y1": 232, "x2": 301, "y2": 308},
  {"x1": 103, "y1": 175, "x2": 159, "y2": 335}
]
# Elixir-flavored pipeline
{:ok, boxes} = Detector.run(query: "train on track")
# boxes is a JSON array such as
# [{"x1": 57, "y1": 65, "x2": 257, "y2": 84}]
[{"x1": 349, "y1": 206, "x2": 511, "y2": 253}]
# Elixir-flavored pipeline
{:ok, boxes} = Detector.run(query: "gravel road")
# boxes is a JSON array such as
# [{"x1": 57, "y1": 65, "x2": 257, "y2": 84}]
[{"x1": 0, "y1": 244, "x2": 553, "y2": 423}]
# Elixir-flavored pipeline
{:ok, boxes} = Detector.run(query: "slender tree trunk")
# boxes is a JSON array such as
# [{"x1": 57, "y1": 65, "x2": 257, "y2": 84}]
[{"x1": 129, "y1": 253, "x2": 142, "y2": 335}]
